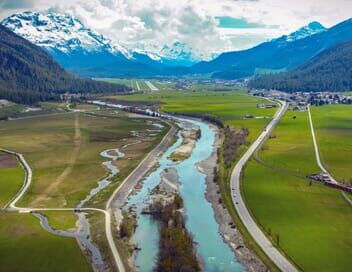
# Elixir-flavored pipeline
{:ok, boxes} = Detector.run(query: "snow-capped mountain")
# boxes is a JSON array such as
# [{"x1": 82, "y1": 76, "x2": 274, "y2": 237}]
[
  {"x1": 133, "y1": 41, "x2": 201, "y2": 67},
  {"x1": 278, "y1": 21, "x2": 326, "y2": 43},
  {"x1": 1, "y1": 11, "x2": 202, "y2": 75},
  {"x1": 192, "y1": 18, "x2": 352, "y2": 78},
  {"x1": 159, "y1": 42, "x2": 199, "y2": 66},
  {"x1": 2, "y1": 11, "x2": 131, "y2": 59},
  {"x1": 1, "y1": 11, "x2": 175, "y2": 76}
]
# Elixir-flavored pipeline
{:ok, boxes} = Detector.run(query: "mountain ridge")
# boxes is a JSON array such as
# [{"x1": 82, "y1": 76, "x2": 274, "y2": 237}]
[
  {"x1": 249, "y1": 40, "x2": 352, "y2": 92},
  {"x1": 192, "y1": 18, "x2": 352, "y2": 79},
  {"x1": 0, "y1": 24, "x2": 130, "y2": 104}
]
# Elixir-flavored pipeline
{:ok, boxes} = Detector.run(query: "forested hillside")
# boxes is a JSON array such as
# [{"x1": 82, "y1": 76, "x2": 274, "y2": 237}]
[
  {"x1": 0, "y1": 25, "x2": 130, "y2": 104},
  {"x1": 192, "y1": 19, "x2": 352, "y2": 79},
  {"x1": 249, "y1": 41, "x2": 352, "y2": 92}
]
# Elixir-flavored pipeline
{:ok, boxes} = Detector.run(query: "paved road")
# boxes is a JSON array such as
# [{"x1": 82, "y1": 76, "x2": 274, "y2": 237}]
[
  {"x1": 1, "y1": 103, "x2": 180, "y2": 272},
  {"x1": 107, "y1": 121, "x2": 176, "y2": 216},
  {"x1": 230, "y1": 101, "x2": 298, "y2": 272},
  {"x1": 1, "y1": 117, "x2": 175, "y2": 272},
  {"x1": 307, "y1": 105, "x2": 337, "y2": 184},
  {"x1": 1, "y1": 146, "x2": 129, "y2": 272},
  {"x1": 1, "y1": 148, "x2": 32, "y2": 210},
  {"x1": 307, "y1": 105, "x2": 352, "y2": 206},
  {"x1": 145, "y1": 81, "x2": 159, "y2": 91}
]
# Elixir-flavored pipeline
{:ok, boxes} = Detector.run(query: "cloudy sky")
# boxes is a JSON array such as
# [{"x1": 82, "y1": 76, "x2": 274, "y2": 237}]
[{"x1": 0, "y1": 0, "x2": 351, "y2": 59}]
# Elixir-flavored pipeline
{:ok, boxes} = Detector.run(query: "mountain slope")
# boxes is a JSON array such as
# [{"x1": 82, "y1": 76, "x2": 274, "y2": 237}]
[
  {"x1": 134, "y1": 41, "x2": 201, "y2": 67},
  {"x1": 192, "y1": 19, "x2": 352, "y2": 78},
  {"x1": 249, "y1": 41, "x2": 352, "y2": 92},
  {"x1": 1, "y1": 11, "x2": 168, "y2": 77},
  {"x1": 0, "y1": 25, "x2": 130, "y2": 104}
]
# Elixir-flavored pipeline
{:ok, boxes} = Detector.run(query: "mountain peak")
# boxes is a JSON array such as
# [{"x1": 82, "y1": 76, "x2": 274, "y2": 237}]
[
  {"x1": 1, "y1": 11, "x2": 131, "y2": 58},
  {"x1": 307, "y1": 21, "x2": 325, "y2": 30},
  {"x1": 283, "y1": 21, "x2": 326, "y2": 42}
]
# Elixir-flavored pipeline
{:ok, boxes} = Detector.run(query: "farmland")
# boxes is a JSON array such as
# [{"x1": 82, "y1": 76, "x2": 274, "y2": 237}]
[
  {"x1": 108, "y1": 89, "x2": 277, "y2": 141},
  {"x1": 242, "y1": 109, "x2": 352, "y2": 272},
  {"x1": 310, "y1": 104, "x2": 352, "y2": 184}
]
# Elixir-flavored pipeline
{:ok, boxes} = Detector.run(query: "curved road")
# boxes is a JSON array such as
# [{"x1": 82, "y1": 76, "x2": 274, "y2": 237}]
[
  {"x1": 1, "y1": 116, "x2": 176, "y2": 272},
  {"x1": 230, "y1": 101, "x2": 298, "y2": 272}
]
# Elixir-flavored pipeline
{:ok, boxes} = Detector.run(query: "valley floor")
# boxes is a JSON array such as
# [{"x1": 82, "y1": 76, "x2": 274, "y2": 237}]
[
  {"x1": 0, "y1": 103, "x2": 168, "y2": 271},
  {"x1": 109, "y1": 89, "x2": 352, "y2": 271},
  {"x1": 243, "y1": 108, "x2": 352, "y2": 272}
]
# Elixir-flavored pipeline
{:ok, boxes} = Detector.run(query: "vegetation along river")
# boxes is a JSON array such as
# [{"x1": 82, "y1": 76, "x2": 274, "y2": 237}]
[{"x1": 124, "y1": 116, "x2": 244, "y2": 271}]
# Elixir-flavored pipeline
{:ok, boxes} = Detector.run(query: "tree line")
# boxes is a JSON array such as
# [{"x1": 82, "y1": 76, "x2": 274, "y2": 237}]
[
  {"x1": 249, "y1": 41, "x2": 352, "y2": 92},
  {"x1": 0, "y1": 25, "x2": 131, "y2": 105}
]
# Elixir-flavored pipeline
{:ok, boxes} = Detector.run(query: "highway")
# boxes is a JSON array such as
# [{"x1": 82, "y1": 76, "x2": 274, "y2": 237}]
[{"x1": 230, "y1": 100, "x2": 298, "y2": 272}]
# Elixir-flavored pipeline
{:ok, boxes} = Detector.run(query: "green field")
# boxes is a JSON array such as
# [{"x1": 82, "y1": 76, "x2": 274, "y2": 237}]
[
  {"x1": 0, "y1": 111, "x2": 164, "y2": 208},
  {"x1": 42, "y1": 211, "x2": 78, "y2": 231},
  {"x1": 0, "y1": 154, "x2": 24, "y2": 208},
  {"x1": 108, "y1": 90, "x2": 277, "y2": 141},
  {"x1": 0, "y1": 105, "x2": 169, "y2": 271},
  {"x1": 95, "y1": 78, "x2": 174, "y2": 92},
  {"x1": 260, "y1": 110, "x2": 319, "y2": 175},
  {"x1": 311, "y1": 105, "x2": 352, "y2": 184},
  {"x1": 107, "y1": 88, "x2": 282, "y2": 269},
  {"x1": 0, "y1": 103, "x2": 26, "y2": 119},
  {"x1": 243, "y1": 109, "x2": 352, "y2": 272},
  {"x1": 0, "y1": 213, "x2": 91, "y2": 272}
]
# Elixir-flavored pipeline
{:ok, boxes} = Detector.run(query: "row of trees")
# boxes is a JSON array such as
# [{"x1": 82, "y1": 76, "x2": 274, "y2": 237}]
[
  {"x1": 149, "y1": 195, "x2": 200, "y2": 272},
  {"x1": 0, "y1": 87, "x2": 57, "y2": 104}
]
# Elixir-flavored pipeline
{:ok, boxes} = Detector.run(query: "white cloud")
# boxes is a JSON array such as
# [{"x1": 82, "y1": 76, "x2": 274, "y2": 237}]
[{"x1": 0, "y1": 0, "x2": 351, "y2": 58}]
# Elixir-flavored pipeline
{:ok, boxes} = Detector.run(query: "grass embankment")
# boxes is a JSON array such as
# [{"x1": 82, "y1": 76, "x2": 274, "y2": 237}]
[
  {"x1": 311, "y1": 105, "x2": 352, "y2": 184},
  {"x1": 41, "y1": 211, "x2": 78, "y2": 231},
  {"x1": 243, "y1": 110, "x2": 352, "y2": 272},
  {"x1": 0, "y1": 213, "x2": 91, "y2": 272}
]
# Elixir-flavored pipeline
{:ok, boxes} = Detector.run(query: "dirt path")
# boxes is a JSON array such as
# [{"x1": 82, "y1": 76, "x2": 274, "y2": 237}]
[
  {"x1": 3, "y1": 110, "x2": 175, "y2": 272},
  {"x1": 31, "y1": 113, "x2": 81, "y2": 205}
]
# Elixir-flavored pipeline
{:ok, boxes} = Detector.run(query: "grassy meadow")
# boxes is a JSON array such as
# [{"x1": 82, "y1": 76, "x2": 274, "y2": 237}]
[
  {"x1": 0, "y1": 108, "x2": 167, "y2": 208},
  {"x1": 0, "y1": 213, "x2": 91, "y2": 272},
  {"x1": 94, "y1": 78, "x2": 174, "y2": 91},
  {"x1": 260, "y1": 110, "x2": 320, "y2": 175},
  {"x1": 0, "y1": 105, "x2": 169, "y2": 271},
  {"x1": 107, "y1": 88, "x2": 283, "y2": 270},
  {"x1": 108, "y1": 90, "x2": 277, "y2": 142},
  {"x1": 311, "y1": 104, "x2": 352, "y2": 184},
  {"x1": 0, "y1": 154, "x2": 24, "y2": 208},
  {"x1": 243, "y1": 109, "x2": 352, "y2": 272}
]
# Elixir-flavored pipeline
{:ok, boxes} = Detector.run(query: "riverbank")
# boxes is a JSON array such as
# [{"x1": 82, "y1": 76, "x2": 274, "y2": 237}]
[
  {"x1": 169, "y1": 122, "x2": 200, "y2": 162},
  {"x1": 198, "y1": 123, "x2": 266, "y2": 272}
]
